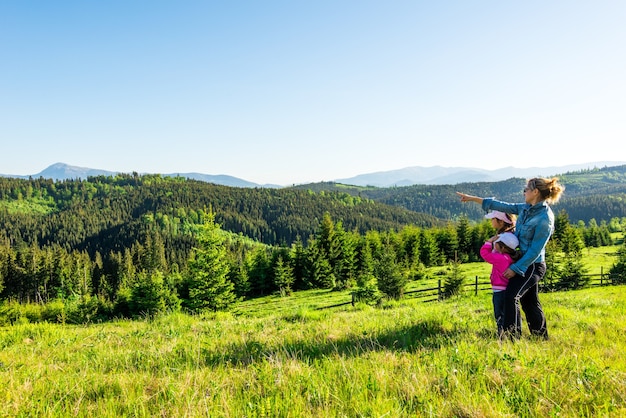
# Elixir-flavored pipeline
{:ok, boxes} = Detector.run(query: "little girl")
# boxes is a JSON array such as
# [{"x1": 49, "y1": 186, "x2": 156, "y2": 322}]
[
  {"x1": 480, "y1": 232, "x2": 520, "y2": 336},
  {"x1": 485, "y1": 210, "x2": 516, "y2": 233}
]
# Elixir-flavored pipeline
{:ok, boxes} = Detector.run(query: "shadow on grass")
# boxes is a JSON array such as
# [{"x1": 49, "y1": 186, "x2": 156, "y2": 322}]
[{"x1": 201, "y1": 319, "x2": 465, "y2": 366}]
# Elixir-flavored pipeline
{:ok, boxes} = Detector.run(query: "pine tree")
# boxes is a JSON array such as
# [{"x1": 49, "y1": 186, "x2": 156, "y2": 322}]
[
  {"x1": 333, "y1": 227, "x2": 359, "y2": 290},
  {"x1": 0, "y1": 243, "x2": 8, "y2": 296},
  {"x1": 435, "y1": 226, "x2": 459, "y2": 263},
  {"x1": 129, "y1": 271, "x2": 169, "y2": 317},
  {"x1": 542, "y1": 239, "x2": 562, "y2": 290},
  {"x1": 419, "y1": 229, "x2": 442, "y2": 267},
  {"x1": 442, "y1": 256, "x2": 465, "y2": 299},
  {"x1": 289, "y1": 237, "x2": 308, "y2": 290},
  {"x1": 273, "y1": 254, "x2": 295, "y2": 296},
  {"x1": 305, "y1": 240, "x2": 335, "y2": 289},
  {"x1": 228, "y1": 256, "x2": 251, "y2": 298},
  {"x1": 248, "y1": 247, "x2": 273, "y2": 295},
  {"x1": 455, "y1": 216, "x2": 472, "y2": 262},
  {"x1": 609, "y1": 237, "x2": 626, "y2": 284},
  {"x1": 555, "y1": 222, "x2": 589, "y2": 290},
  {"x1": 375, "y1": 240, "x2": 406, "y2": 300},
  {"x1": 316, "y1": 213, "x2": 343, "y2": 287},
  {"x1": 185, "y1": 213, "x2": 235, "y2": 312},
  {"x1": 353, "y1": 239, "x2": 380, "y2": 305}
]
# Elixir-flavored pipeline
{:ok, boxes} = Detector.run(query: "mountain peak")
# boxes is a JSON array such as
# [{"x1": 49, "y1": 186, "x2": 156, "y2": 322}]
[{"x1": 35, "y1": 163, "x2": 118, "y2": 180}]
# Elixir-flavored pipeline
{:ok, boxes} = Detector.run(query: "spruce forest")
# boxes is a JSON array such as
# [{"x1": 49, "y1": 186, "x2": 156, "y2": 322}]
[{"x1": 1, "y1": 164, "x2": 625, "y2": 322}]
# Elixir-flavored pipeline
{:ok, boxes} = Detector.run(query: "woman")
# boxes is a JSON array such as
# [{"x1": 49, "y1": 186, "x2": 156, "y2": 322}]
[{"x1": 456, "y1": 177, "x2": 565, "y2": 339}]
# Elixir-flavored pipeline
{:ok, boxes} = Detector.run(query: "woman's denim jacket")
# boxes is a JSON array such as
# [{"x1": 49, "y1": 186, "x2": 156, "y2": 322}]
[{"x1": 482, "y1": 198, "x2": 554, "y2": 276}]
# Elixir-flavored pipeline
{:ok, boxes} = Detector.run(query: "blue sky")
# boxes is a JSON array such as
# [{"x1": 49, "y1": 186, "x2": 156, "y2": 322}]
[{"x1": 2, "y1": 1, "x2": 625, "y2": 185}]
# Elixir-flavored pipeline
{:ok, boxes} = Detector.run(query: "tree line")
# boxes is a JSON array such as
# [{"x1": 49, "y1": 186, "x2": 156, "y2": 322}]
[
  {"x1": 1, "y1": 208, "x2": 623, "y2": 323},
  {"x1": 0, "y1": 173, "x2": 625, "y2": 323}
]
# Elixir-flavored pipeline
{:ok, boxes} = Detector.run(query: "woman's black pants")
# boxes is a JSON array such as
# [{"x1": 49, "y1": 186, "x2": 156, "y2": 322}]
[{"x1": 503, "y1": 262, "x2": 548, "y2": 339}]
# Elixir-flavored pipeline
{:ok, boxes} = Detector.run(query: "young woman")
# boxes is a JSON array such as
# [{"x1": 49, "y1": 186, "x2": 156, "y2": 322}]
[{"x1": 456, "y1": 177, "x2": 565, "y2": 339}]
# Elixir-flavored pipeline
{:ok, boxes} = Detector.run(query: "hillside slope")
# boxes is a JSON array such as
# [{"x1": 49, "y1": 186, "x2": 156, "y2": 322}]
[
  {"x1": 291, "y1": 165, "x2": 626, "y2": 223},
  {"x1": 0, "y1": 175, "x2": 442, "y2": 257}
]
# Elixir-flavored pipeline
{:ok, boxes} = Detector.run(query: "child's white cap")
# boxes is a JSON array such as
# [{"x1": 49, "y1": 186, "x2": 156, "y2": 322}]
[{"x1": 495, "y1": 232, "x2": 519, "y2": 250}]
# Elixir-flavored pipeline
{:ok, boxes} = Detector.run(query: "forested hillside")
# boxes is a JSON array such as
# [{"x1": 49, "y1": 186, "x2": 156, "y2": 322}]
[
  {"x1": 0, "y1": 174, "x2": 445, "y2": 314},
  {"x1": 0, "y1": 174, "x2": 440, "y2": 253},
  {"x1": 1, "y1": 167, "x2": 624, "y2": 323},
  {"x1": 292, "y1": 165, "x2": 626, "y2": 224}
]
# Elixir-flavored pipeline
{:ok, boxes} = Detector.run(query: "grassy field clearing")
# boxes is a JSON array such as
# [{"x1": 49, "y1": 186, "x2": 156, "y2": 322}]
[
  {"x1": 1, "y1": 284, "x2": 625, "y2": 417},
  {"x1": 234, "y1": 244, "x2": 622, "y2": 318},
  {"x1": 1, "y1": 244, "x2": 624, "y2": 417}
]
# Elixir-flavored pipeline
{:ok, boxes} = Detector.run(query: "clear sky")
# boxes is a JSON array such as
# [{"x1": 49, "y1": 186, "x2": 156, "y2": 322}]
[{"x1": 2, "y1": 1, "x2": 625, "y2": 185}]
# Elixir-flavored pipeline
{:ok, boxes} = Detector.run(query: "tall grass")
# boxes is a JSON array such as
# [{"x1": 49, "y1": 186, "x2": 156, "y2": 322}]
[{"x1": 1, "y1": 286, "x2": 625, "y2": 417}]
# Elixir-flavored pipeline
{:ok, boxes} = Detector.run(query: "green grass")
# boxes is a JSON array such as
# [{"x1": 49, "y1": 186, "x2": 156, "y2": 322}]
[
  {"x1": 582, "y1": 245, "x2": 622, "y2": 275},
  {"x1": 2, "y1": 286, "x2": 625, "y2": 417},
  {"x1": 0, "y1": 243, "x2": 623, "y2": 416}
]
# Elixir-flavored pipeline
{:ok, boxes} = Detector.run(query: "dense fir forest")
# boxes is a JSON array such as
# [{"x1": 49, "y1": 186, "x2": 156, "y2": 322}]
[
  {"x1": 293, "y1": 164, "x2": 626, "y2": 224},
  {"x1": 0, "y1": 166, "x2": 625, "y2": 323}
]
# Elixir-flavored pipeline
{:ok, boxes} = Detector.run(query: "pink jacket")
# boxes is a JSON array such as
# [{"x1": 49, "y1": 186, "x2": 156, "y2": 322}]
[{"x1": 480, "y1": 242, "x2": 513, "y2": 291}]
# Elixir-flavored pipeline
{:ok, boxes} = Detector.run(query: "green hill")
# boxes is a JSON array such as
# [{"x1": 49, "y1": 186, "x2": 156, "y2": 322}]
[
  {"x1": 0, "y1": 174, "x2": 442, "y2": 254},
  {"x1": 1, "y1": 167, "x2": 624, "y2": 319},
  {"x1": 290, "y1": 164, "x2": 626, "y2": 223}
]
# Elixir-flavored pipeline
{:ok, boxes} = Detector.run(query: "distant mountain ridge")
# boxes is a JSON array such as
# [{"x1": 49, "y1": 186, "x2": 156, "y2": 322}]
[
  {"x1": 335, "y1": 161, "x2": 626, "y2": 187},
  {"x1": 1, "y1": 163, "x2": 270, "y2": 188},
  {"x1": 2, "y1": 161, "x2": 625, "y2": 188}
]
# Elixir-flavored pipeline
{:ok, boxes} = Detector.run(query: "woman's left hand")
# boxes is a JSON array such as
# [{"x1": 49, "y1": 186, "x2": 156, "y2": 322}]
[{"x1": 503, "y1": 268, "x2": 516, "y2": 279}]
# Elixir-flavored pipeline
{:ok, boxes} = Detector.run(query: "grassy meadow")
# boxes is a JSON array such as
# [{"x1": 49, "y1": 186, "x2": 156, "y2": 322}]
[
  {"x1": 1, "y1": 244, "x2": 625, "y2": 417},
  {"x1": 1, "y1": 286, "x2": 625, "y2": 417}
]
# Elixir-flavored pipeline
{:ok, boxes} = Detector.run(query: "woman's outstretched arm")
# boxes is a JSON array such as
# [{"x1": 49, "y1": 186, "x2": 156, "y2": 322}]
[{"x1": 456, "y1": 192, "x2": 484, "y2": 205}]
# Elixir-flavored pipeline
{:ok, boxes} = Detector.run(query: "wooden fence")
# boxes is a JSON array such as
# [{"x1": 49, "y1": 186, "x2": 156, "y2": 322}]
[{"x1": 317, "y1": 268, "x2": 624, "y2": 310}]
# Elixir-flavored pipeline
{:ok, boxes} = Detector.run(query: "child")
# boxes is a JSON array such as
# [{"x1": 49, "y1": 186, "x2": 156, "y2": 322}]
[
  {"x1": 480, "y1": 232, "x2": 520, "y2": 336},
  {"x1": 485, "y1": 210, "x2": 516, "y2": 234}
]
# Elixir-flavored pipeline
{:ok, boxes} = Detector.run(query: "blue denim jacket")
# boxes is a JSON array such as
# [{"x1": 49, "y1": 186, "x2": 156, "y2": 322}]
[{"x1": 482, "y1": 198, "x2": 554, "y2": 276}]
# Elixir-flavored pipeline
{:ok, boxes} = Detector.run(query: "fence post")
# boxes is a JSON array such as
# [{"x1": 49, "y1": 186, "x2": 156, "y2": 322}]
[
  {"x1": 600, "y1": 266, "x2": 603, "y2": 286},
  {"x1": 351, "y1": 292, "x2": 355, "y2": 306},
  {"x1": 438, "y1": 279, "x2": 442, "y2": 301}
]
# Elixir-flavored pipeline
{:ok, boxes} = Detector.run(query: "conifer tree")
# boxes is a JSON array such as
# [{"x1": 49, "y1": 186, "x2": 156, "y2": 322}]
[
  {"x1": 143, "y1": 231, "x2": 167, "y2": 274},
  {"x1": 555, "y1": 221, "x2": 588, "y2": 290},
  {"x1": 455, "y1": 216, "x2": 473, "y2": 262},
  {"x1": 0, "y1": 243, "x2": 8, "y2": 295},
  {"x1": 353, "y1": 239, "x2": 380, "y2": 304},
  {"x1": 273, "y1": 254, "x2": 294, "y2": 296},
  {"x1": 442, "y1": 256, "x2": 465, "y2": 298},
  {"x1": 289, "y1": 237, "x2": 308, "y2": 290},
  {"x1": 305, "y1": 240, "x2": 335, "y2": 289},
  {"x1": 553, "y1": 210, "x2": 571, "y2": 247},
  {"x1": 435, "y1": 226, "x2": 459, "y2": 263},
  {"x1": 92, "y1": 251, "x2": 105, "y2": 297},
  {"x1": 129, "y1": 271, "x2": 169, "y2": 317},
  {"x1": 335, "y1": 229, "x2": 359, "y2": 290},
  {"x1": 248, "y1": 247, "x2": 273, "y2": 296},
  {"x1": 419, "y1": 229, "x2": 442, "y2": 267},
  {"x1": 316, "y1": 213, "x2": 344, "y2": 287},
  {"x1": 542, "y1": 239, "x2": 562, "y2": 290},
  {"x1": 228, "y1": 256, "x2": 251, "y2": 298},
  {"x1": 185, "y1": 213, "x2": 235, "y2": 312},
  {"x1": 609, "y1": 237, "x2": 626, "y2": 284},
  {"x1": 375, "y1": 240, "x2": 406, "y2": 300}
]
